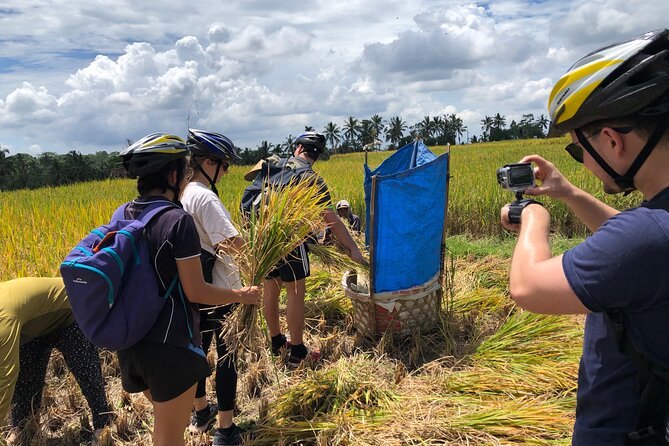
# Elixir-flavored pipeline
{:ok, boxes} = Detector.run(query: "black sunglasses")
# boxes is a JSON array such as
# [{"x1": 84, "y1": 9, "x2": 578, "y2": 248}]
[{"x1": 564, "y1": 127, "x2": 633, "y2": 163}]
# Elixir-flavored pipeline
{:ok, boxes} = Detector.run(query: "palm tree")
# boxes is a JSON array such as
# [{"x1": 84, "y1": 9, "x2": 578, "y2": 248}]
[
  {"x1": 370, "y1": 114, "x2": 384, "y2": 142},
  {"x1": 449, "y1": 114, "x2": 466, "y2": 145},
  {"x1": 385, "y1": 116, "x2": 407, "y2": 148},
  {"x1": 257, "y1": 140, "x2": 272, "y2": 159},
  {"x1": 480, "y1": 115, "x2": 494, "y2": 142},
  {"x1": 491, "y1": 113, "x2": 507, "y2": 141},
  {"x1": 282, "y1": 134, "x2": 295, "y2": 155},
  {"x1": 323, "y1": 122, "x2": 341, "y2": 153},
  {"x1": 63, "y1": 150, "x2": 92, "y2": 183},
  {"x1": 416, "y1": 115, "x2": 435, "y2": 141},
  {"x1": 433, "y1": 116, "x2": 450, "y2": 145},
  {"x1": 493, "y1": 113, "x2": 506, "y2": 130},
  {"x1": 538, "y1": 114, "x2": 549, "y2": 136},
  {"x1": 358, "y1": 119, "x2": 375, "y2": 148},
  {"x1": 343, "y1": 116, "x2": 359, "y2": 148}
]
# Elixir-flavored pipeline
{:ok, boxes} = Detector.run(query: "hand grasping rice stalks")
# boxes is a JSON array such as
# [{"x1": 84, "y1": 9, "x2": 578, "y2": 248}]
[{"x1": 221, "y1": 177, "x2": 332, "y2": 360}]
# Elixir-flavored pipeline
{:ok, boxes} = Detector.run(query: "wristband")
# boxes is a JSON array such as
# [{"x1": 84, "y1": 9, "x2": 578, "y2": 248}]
[{"x1": 508, "y1": 198, "x2": 543, "y2": 224}]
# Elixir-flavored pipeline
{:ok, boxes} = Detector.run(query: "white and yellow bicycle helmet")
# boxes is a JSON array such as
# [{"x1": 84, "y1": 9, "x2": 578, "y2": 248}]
[
  {"x1": 121, "y1": 133, "x2": 190, "y2": 179},
  {"x1": 548, "y1": 29, "x2": 669, "y2": 137}
]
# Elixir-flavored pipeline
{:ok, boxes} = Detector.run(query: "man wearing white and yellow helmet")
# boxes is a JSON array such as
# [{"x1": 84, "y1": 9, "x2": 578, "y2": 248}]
[{"x1": 500, "y1": 30, "x2": 669, "y2": 445}]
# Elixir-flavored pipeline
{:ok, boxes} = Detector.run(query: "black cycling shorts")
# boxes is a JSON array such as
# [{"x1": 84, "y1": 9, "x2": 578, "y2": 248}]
[
  {"x1": 118, "y1": 339, "x2": 210, "y2": 402},
  {"x1": 266, "y1": 243, "x2": 310, "y2": 282}
]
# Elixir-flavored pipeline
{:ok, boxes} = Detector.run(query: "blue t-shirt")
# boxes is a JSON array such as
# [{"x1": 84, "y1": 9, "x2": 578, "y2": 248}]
[{"x1": 563, "y1": 188, "x2": 669, "y2": 445}]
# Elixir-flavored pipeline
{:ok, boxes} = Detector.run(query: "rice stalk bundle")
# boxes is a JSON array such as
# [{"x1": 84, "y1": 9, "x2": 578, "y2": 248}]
[
  {"x1": 221, "y1": 177, "x2": 331, "y2": 358},
  {"x1": 267, "y1": 355, "x2": 397, "y2": 421},
  {"x1": 252, "y1": 355, "x2": 395, "y2": 444},
  {"x1": 444, "y1": 360, "x2": 578, "y2": 397},
  {"x1": 473, "y1": 310, "x2": 582, "y2": 365},
  {"x1": 308, "y1": 242, "x2": 370, "y2": 275},
  {"x1": 373, "y1": 391, "x2": 573, "y2": 444}
]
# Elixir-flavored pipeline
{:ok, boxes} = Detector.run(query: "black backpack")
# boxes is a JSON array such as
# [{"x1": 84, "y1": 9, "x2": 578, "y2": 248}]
[{"x1": 240, "y1": 156, "x2": 314, "y2": 220}]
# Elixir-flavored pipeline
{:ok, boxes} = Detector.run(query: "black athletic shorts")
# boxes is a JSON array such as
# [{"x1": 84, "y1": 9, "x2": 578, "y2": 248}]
[
  {"x1": 118, "y1": 339, "x2": 210, "y2": 402},
  {"x1": 266, "y1": 243, "x2": 310, "y2": 282}
]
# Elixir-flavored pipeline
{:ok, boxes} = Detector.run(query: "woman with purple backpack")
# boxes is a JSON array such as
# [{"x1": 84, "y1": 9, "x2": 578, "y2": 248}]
[{"x1": 115, "y1": 133, "x2": 261, "y2": 446}]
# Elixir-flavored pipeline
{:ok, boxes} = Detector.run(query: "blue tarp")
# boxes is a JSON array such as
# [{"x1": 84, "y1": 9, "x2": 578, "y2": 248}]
[{"x1": 364, "y1": 141, "x2": 449, "y2": 293}]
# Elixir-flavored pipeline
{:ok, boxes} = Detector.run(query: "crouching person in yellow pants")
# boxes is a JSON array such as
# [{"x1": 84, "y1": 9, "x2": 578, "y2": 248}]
[{"x1": 0, "y1": 277, "x2": 112, "y2": 444}]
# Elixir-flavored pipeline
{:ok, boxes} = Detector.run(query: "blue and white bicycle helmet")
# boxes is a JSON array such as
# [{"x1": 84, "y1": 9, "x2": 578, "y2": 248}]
[
  {"x1": 187, "y1": 129, "x2": 240, "y2": 161},
  {"x1": 187, "y1": 129, "x2": 239, "y2": 196},
  {"x1": 295, "y1": 131, "x2": 326, "y2": 154}
]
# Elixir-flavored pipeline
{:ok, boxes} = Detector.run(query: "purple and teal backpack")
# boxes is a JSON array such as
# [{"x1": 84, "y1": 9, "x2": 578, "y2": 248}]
[{"x1": 60, "y1": 201, "x2": 177, "y2": 350}]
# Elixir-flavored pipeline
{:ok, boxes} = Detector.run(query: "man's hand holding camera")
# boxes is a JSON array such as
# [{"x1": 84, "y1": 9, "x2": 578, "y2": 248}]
[{"x1": 497, "y1": 159, "x2": 548, "y2": 231}]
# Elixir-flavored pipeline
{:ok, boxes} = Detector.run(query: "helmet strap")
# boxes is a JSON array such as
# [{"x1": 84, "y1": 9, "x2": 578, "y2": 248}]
[
  {"x1": 619, "y1": 113, "x2": 669, "y2": 192},
  {"x1": 197, "y1": 161, "x2": 220, "y2": 197},
  {"x1": 576, "y1": 115, "x2": 669, "y2": 194},
  {"x1": 169, "y1": 166, "x2": 184, "y2": 205},
  {"x1": 575, "y1": 128, "x2": 627, "y2": 189}
]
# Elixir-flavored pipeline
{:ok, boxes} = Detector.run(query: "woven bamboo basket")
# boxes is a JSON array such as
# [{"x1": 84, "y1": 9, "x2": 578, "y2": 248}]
[{"x1": 342, "y1": 270, "x2": 441, "y2": 338}]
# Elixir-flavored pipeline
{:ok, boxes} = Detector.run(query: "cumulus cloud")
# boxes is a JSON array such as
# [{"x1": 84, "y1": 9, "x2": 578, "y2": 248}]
[
  {"x1": 0, "y1": 0, "x2": 663, "y2": 153},
  {"x1": 358, "y1": 4, "x2": 542, "y2": 83},
  {"x1": 0, "y1": 82, "x2": 59, "y2": 124},
  {"x1": 548, "y1": 0, "x2": 669, "y2": 55}
]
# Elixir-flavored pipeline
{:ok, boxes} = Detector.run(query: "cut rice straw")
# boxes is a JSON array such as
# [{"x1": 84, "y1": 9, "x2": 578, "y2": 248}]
[
  {"x1": 308, "y1": 242, "x2": 370, "y2": 274},
  {"x1": 221, "y1": 175, "x2": 332, "y2": 359}
]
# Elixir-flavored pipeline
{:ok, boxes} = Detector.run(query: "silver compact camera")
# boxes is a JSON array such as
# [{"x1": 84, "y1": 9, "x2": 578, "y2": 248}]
[{"x1": 496, "y1": 162, "x2": 535, "y2": 193}]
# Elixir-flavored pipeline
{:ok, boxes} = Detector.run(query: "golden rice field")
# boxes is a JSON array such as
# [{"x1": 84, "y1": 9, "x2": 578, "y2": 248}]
[{"x1": 0, "y1": 138, "x2": 647, "y2": 445}]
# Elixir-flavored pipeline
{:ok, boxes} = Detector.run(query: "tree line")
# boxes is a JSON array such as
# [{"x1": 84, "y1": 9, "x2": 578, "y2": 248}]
[{"x1": 0, "y1": 112, "x2": 549, "y2": 191}]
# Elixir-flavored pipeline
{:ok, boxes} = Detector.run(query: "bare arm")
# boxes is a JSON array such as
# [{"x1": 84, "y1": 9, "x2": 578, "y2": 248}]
[
  {"x1": 521, "y1": 154, "x2": 619, "y2": 232},
  {"x1": 323, "y1": 209, "x2": 365, "y2": 264},
  {"x1": 215, "y1": 235, "x2": 245, "y2": 256},
  {"x1": 502, "y1": 204, "x2": 590, "y2": 314},
  {"x1": 176, "y1": 256, "x2": 260, "y2": 306}
]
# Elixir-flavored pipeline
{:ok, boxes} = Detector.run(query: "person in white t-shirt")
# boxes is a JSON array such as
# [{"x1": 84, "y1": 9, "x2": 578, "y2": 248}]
[{"x1": 181, "y1": 129, "x2": 245, "y2": 446}]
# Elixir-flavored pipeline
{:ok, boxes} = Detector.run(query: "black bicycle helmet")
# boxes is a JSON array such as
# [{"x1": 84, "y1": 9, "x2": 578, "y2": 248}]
[
  {"x1": 295, "y1": 131, "x2": 326, "y2": 154},
  {"x1": 121, "y1": 133, "x2": 190, "y2": 179},
  {"x1": 548, "y1": 29, "x2": 669, "y2": 137},
  {"x1": 187, "y1": 129, "x2": 240, "y2": 161},
  {"x1": 547, "y1": 29, "x2": 669, "y2": 192}
]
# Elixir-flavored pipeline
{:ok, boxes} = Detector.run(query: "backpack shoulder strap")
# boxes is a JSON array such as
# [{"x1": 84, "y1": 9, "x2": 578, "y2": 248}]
[
  {"x1": 136, "y1": 201, "x2": 177, "y2": 225},
  {"x1": 110, "y1": 202, "x2": 130, "y2": 222}
]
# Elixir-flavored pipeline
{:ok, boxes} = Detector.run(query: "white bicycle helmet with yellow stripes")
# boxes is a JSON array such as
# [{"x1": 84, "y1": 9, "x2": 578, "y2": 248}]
[
  {"x1": 121, "y1": 133, "x2": 190, "y2": 178},
  {"x1": 548, "y1": 29, "x2": 669, "y2": 137}
]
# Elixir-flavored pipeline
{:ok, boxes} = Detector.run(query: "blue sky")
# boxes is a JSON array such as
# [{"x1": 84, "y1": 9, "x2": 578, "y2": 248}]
[{"x1": 0, "y1": 0, "x2": 668, "y2": 154}]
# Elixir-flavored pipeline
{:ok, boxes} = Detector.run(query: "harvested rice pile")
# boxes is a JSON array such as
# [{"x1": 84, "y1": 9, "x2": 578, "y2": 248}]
[{"x1": 7, "y1": 248, "x2": 582, "y2": 446}]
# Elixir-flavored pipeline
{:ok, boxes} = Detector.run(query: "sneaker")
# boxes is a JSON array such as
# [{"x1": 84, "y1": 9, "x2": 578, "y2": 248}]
[
  {"x1": 286, "y1": 345, "x2": 321, "y2": 369},
  {"x1": 189, "y1": 403, "x2": 218, "y2": 434},
  {"x1": 271, "y1": 334, "x2": 290, "y2": 356},
  {"x1": 213, "y1": 424, "x2": 243, "y2": 446}
]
